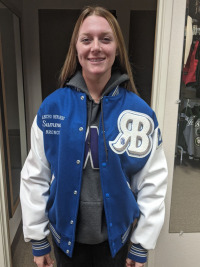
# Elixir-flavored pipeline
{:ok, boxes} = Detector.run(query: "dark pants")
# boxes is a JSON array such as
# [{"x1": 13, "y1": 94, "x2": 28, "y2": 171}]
[{"x1": 52, "y1": 239, "x2": 128, "y2": 267}]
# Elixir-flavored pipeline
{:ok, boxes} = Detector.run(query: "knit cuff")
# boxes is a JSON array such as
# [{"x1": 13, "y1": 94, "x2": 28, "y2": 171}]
[
  {"x1": 31, "y1": 238, "x2": 51, "y2": 256},
  {"x1": 127, "y1": 243, "x2": 148, "y2": 263}
]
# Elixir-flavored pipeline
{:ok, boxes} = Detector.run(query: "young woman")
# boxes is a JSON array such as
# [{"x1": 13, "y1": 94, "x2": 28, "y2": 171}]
[{"x1": 20, "y1": 6, "x2": 168, "y2": 267}]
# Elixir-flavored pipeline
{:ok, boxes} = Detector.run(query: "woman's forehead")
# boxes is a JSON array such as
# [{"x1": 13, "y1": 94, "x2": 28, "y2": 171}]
[{"x1": 78, "y1": 15, "x2": 114, "y2": 35}]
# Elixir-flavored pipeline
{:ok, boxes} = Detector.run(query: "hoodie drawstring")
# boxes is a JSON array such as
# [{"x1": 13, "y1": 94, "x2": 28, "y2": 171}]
[
  {"x1": 87, "y1": 98, "x2": 108, "y2": 162},
  {"x1": 101, "y1": 99, "x2": 108, "y2": 162},
  {"x1": 87, "y1": 100, "x2": 93, "y2": 150}
]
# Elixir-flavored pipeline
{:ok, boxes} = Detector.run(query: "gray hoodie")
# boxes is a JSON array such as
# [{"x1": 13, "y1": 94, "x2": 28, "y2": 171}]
[{"x1": 66, "y1": 70, "x2": 129, "y2": 244}]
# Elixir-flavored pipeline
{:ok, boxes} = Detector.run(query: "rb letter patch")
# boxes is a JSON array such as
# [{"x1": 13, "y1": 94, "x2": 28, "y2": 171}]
[{"x1": 109, "y1": 110, "x2": 154, "y2": 158}]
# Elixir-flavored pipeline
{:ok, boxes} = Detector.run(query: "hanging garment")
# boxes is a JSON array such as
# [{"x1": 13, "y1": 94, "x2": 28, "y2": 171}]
[
  {"x1": 189, "y1": 0, "x2": 200, "y2": 19},
  {"x1": 196, "y1": 87, "x2": 200, "y2": 98},
  {"x1": 178, "y1": 110, "x2": 188, "y2": 152},
  {"x1": 182, "y1": 41, "x2": 199, "y2": 86},
  {"x1": 178, "y1": 106, "x2": 195, "y2": 156},
  {"x1": 193, "y1": 105, "x2": 200, "y2": 158},
  {"x1": 183, "y1": 107, "x2": 196, "y2": 157},
  {"x1": 178, "y1": 103, "x2": 200, "y2": 159},
  {"x1": 193, "y1": 43, "x2": 200, "y2": 98}
]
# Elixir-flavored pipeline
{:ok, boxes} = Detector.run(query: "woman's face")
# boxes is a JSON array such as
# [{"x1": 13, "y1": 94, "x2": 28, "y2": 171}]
[{"x1": 76, "y1": 15, "x2": 118, "y2": 81}]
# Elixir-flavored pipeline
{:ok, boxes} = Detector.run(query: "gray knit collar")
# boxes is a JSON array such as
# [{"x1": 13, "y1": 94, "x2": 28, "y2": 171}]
[{"x1": 66, "y1": 70, "x2": 129, "y2": 99}]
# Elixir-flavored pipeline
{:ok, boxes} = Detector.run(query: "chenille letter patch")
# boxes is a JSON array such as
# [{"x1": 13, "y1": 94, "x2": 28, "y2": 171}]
[{"x1": 109, "y1": 110, "x2": 154, "y2": 158}]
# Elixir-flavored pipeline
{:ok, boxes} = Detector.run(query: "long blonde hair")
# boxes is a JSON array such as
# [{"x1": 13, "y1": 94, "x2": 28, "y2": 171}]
[{"x1": 59, "y1": 6, "x2": 138, "y2": 94}]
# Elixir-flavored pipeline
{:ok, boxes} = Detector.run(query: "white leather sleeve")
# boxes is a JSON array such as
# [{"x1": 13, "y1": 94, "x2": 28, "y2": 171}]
[
  {"x1": 20, "y1": 116, "x2": 51, "y2": 242},
  {"x1": 130, "y1": 127, "x2": 168, "y2": 250}
]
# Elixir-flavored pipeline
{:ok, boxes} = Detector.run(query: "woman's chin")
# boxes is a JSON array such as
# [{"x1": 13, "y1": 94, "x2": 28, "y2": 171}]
[{"x1": 83, "y1": 68, "x2": 111, "y2": 79}]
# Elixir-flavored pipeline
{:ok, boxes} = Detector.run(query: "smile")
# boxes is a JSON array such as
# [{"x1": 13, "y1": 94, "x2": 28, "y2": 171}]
[{"x1": 88, "y1": 58, "x2": 105, "y2": 62}]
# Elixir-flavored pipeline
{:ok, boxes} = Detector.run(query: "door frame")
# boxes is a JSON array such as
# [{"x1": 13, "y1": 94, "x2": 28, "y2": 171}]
[
  {"x1": 0, "y1": 113, "x2": 12, "y2": 267},
  {"x1": 0, "y1": 34, "x2": 12, "y2": 267}
]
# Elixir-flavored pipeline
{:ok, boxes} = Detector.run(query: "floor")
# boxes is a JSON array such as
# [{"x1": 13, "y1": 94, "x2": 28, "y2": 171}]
[
  {"x1": 12, "y1": 227, "x2": 56, "y2": 267},
  {"x1": 169, "y1": 155, "x2": 200, "y2": 233}
]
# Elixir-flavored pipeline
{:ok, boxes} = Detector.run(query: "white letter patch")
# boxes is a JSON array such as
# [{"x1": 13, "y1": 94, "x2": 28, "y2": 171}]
[{"x1": 109, "y1": 110, "x2": 154, "y2": 158}]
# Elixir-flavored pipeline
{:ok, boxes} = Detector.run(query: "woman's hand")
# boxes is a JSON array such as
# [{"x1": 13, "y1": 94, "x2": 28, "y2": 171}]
[
  {"x1": 33, "y1": 254, "x2": 54, "y2": 267},
  {"x1": 126, "y1": 258, "x2": 145, "y2": 267}
]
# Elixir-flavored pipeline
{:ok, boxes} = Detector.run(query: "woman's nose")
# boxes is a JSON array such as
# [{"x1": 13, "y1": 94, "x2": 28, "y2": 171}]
[{"x1": 91, "y1": 39, "x2": 101, "y2": 52}]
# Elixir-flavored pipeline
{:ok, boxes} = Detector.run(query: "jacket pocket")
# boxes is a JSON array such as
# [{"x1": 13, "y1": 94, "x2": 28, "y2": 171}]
[
  {"x1": 46, "y1": 173, "x2": 57, "y2": 222},
  {"x1": 121, "y1": 224, "x2": 132, "y2": 244},
  {"x1": 49, "y1": 223, "x2": 61, "y2": 244}
]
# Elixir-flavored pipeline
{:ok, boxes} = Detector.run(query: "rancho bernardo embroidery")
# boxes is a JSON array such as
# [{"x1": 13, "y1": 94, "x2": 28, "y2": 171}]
[{"x1": 42, "y1": 114, "x2": 66, "y2": 135}]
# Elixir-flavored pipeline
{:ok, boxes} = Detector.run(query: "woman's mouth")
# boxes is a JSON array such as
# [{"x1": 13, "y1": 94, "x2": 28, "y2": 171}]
[{"x1": 88, "y1": 58, "x2": 105, "y2": 62}]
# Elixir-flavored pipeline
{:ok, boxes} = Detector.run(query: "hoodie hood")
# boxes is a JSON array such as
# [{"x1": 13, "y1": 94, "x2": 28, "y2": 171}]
[{"x1": 66, "y1": 70, "x2": 129, "y2": 99}]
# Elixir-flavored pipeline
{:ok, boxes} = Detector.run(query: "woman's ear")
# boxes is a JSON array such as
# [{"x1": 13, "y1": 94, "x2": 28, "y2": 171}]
[{"x1": 116, "y1": 48, "x2": 119, "y2": 56}]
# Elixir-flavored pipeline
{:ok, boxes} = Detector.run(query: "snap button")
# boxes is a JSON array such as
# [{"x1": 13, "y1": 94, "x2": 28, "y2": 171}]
[
  {"x1": 68, "y1": 241, "x2": 71, "y2": 246},
  {"x1": 106, "y1": 193, "x2": 110, "y2": 198},
  {"x1": 74, "y1": 190, "x2": 78, "y2": 195},
  {"x1": 102, "y1": 162, "x2": 106, "y2": 167},
  {"x1": 76, "y1": 160, "x2": 80, "y2": 164},
  {"x1": 70, "y1": 220, "x2": 74, "y2": 224},
  {"x1": 80, "y1": 96, "x2": 84, "y2": 100},
  {"x1": 79, "y1": 127, "x2": 83, "y2": 131},
  {"x1": 66, "y1": 250, "x2": 69, "y2": 254}
]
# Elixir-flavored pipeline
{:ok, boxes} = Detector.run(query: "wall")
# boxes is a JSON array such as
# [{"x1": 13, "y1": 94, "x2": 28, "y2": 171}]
[
  {"x1": 131, "y1": 0, "x2": 157, "y2": 10},
  {"x1": 0, "y1": 8, "x2": 19, "y2": 130},
  {"x1": 1, "y1": 0, "x2": 22, "y2": 15}
]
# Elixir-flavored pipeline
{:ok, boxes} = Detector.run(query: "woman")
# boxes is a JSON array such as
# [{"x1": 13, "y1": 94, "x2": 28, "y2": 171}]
[{"x1": 20, "y1": 6, "x2": 168, "y2": 267}]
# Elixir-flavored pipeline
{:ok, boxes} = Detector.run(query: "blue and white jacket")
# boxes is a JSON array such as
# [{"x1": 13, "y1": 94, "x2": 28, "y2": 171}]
[{"x1": 20, "y1": 85, "x2": 168, "y2": 263}]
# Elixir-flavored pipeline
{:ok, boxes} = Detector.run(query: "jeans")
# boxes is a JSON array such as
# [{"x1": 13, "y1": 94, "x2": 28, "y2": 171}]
[{"x1": 52, "y1": 239, "x2": 128, "y2": 267}]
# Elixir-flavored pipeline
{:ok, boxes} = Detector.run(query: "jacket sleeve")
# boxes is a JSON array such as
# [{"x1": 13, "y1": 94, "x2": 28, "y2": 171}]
[
  {"x1": 129, "y1": 126, "x2": 168, "y2": 255},
  {"x1": 20, "y1": 116, "x2": 51, "y2": 255}
]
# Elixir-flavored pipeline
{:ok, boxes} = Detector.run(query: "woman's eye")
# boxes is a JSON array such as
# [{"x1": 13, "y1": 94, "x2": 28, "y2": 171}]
[
  {"x1": 102, "y1": 37, "x2": 111, "y2": 43},
  {"x1": 81, "y1": 38, "x2": 90, "y2": 44}
]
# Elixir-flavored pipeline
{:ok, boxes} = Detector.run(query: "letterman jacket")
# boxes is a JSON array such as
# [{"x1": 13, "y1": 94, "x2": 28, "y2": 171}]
[{"x1": 20, "y1": 85, "x2": 168, "y2": 263}]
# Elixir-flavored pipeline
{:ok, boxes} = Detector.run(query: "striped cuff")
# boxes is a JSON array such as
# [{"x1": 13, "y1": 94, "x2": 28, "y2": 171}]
[
  {"x1": 31, "y1": 238, "x2": 51, "y2": 257},
  {"x1": 127, "y1": 243, "x2": 148, "y2": 263}
]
